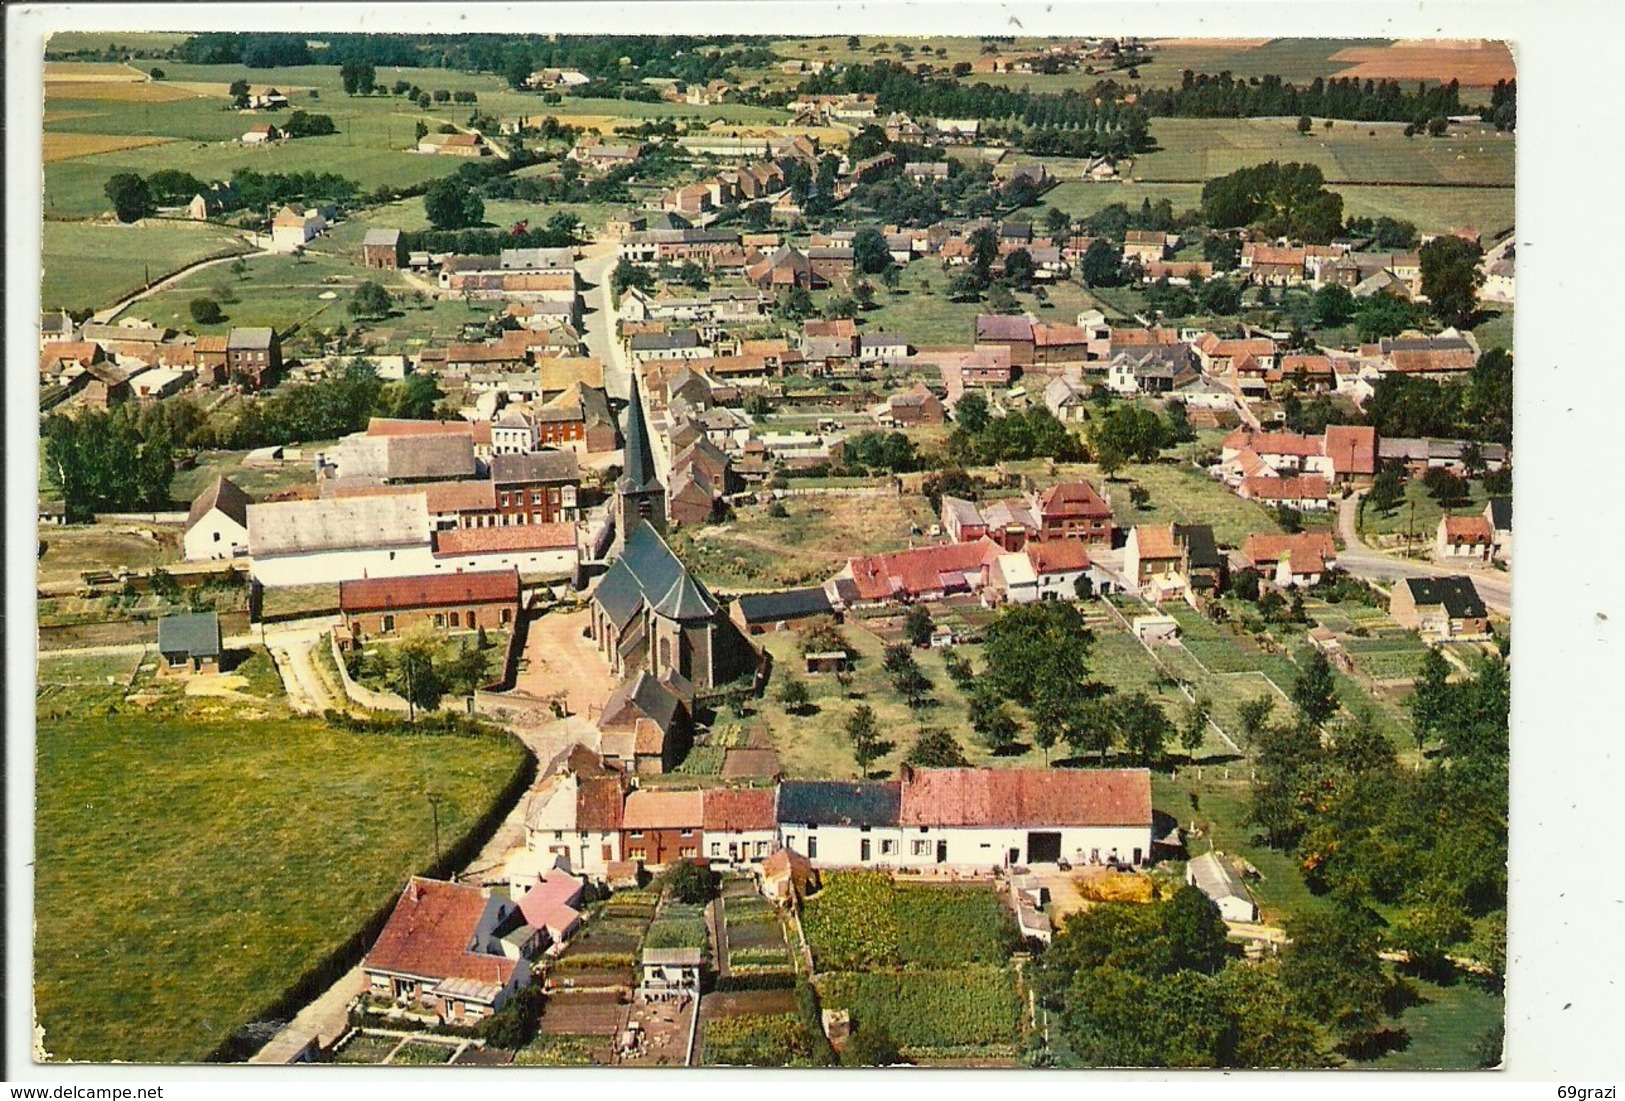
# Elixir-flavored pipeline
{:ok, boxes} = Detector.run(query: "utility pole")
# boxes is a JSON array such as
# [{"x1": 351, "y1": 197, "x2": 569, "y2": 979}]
[{"x1": 426, "y1": 788, "x2": 444, "y2": 869}]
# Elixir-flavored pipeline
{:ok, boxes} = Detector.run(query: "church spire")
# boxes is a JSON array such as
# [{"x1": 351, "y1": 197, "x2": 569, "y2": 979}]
[{"x1": 618, "y1": 372, "x2": 659, "y2": 494}]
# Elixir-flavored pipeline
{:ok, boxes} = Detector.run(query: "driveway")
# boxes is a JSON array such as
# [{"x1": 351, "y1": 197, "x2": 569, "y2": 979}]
[{"x1": 1336, "y1": 492, "x2": 1511, "y2": 616}]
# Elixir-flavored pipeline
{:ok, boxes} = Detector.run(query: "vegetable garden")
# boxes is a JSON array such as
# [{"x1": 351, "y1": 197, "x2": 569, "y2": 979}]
[
  {"x1": 817, "y1": 969, "x2": 1023, "y2": 1056},
  {"x1": 802, "y1": 872, "x2": 1019, "y2": 970}
]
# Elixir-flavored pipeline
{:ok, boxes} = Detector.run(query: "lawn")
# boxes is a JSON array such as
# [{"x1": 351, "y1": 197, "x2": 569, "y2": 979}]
[
  {"x1": 1471, "y1": 307, "x2": 1513, "y2": 353},
  {"x1": 34, "y1": 704, "x2": 527, "y2": 1063},
  {"x1": 1358, "y1": 477, "x2": 1492, "y2": 541},
  {"x1": 169, "y1": 446, "x2": 336, "y2": 505},
  {"x1": 40, "y1": 219, "x2": 252, "y2": 312},
  {"x1": 1371, "y1": 973, "x2": 1503, "y2": 1071},
  {"x1": 35, "y1": 522, "x2": 182, "y2": 585}
]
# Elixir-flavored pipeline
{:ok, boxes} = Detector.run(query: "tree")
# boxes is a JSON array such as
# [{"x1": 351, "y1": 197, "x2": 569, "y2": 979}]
[
  {"x1": 1182, "y1": 693, "x2": 1212, "y2": 762},
  {"x1": 282, "y1": 110, "x2": 336, "y2": 138},
  {"x1": 349, "y1": 279, "x2": 393, "y2": 320},
  {"x1": 893, "y1": 665, "x2": 932, "y2": 709},
  {"x1": 1127, "y1": 484, "x2": 1151, "y2": 509},
  {"x1": 981, "y1": 601, "x2": 1096, "y2": 710},
  {"x1": 986, "y1": 286, "x2": 1020, "y2": 314},
  {"x1": 967, "y1": 224, "x2": 1000, "y2": 277},
  {"x1": 851, "y1": 226, "x2": 893, "y2": 274},
  {"x1": 846, "y1": 703, "x2": 882, "y2": 778},
  {"x1": 386, "y1": 372, "x2": 443, "y2": 420},
  {"x1": 1408, "y1": 645, "x2": 1453, "y2": 749},
  {"x1": 1003, "y1": 248, "x2": 1036, "y2": 290},
  {"x1": 340, "y1": 56, "x2": 376, "y2": 95},
  {"x1": 1080, "y1": 237, "x2": 1124, "y2": 287},
  {"x1": 1355, "y1": 290, "x2": 1420, "y2": 342},
  {"x1": 1367, "y1": 460, "x2": 1406, "y2": 513},
  {"x1": 1199, "y1": 278, "x2": 1242, "y2": 316},
  {"x1": 1314, "y1": 283, "x2": 1356, "y2": 327},
  {"x1": 1043, "y1": 205, "x2": 1072, "y2": 240},
  {"x1": 388, "y1": 628, "x2": 446, "y2": 719},
  {"x1": 1292, "y1": 649, "x2": 1339, "y2": 727},
  {"x1": 903, "y1": 605, "x2": 934, "y2": 648},
  {"x1": 968, "y1": 687, "x2": 1020, "y2": 754},
  {"x1": 423, "y1": 176, "x2": 485, "y2": 230},
  {"x1": 611, "y1": 257, "x2": 656, "y2": 300},
  {"x1": 229, "y1": 77, "x2": 251, "y2": 99},
  {"x1": 1296, "y1": 115, "x2": 1313, "y2": 134},
  {"x1": 1200, "y1": 161, "x2": 1343, "y2": 244},
  {"x1": 777, "y1": 673, "x2": 812, "y2": 715},
  {"x1": 1118, "y1": 691, "x2": 1173, "y2": 767},
  {"x1": 1281, "y1": 905, "x2": 1392, "y2": 1051},
  {"x1": 1236, "y1": 695, "x2": 1275, "y2": 749},
  {"x1": 1427, "y1": 115, "x2": 1449, "y2": 137},
  {"x1": 104, "y1": 173, "x2": 152, "y2": 222},
  {"x1": 189, "y1": 297, "x2": 224, "y2": 325},
  {"x1": 906, "y1": 727, "x2": 970, "y2": 768},
  {"x1": 954, "y1": 390, "x2": 991, "y2": 434},
  {"x1": 1231, "y1": 567, "x2": 1261, "y2": 603},
  {"x1": 1419, "y1": 234, "x2": 1485, "y2": 328},
  {"x1": 1163, "y1": 885, "x2": 1230, "y2": 974},
  {"x1": 660, "y1": 858, "x2": 715, "y2": 904}
]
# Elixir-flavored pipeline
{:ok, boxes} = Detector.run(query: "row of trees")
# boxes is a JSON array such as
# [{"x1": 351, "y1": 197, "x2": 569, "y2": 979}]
[
  {"x1": 1140, "y1": 71, "x2": 1471, "y2": 125},
  {"x1": 943, "y1": 401, "x2": 1085, "y2": 466},
  {"x1": 203, "y1": 359, "x2": 441, "y2": 451},
  {"x1": 42, "y1": 405, "x2": 182, "y2": 522},
  {"x1": 1362, "y1": 348, "x2": 1514, "y2": 446}
]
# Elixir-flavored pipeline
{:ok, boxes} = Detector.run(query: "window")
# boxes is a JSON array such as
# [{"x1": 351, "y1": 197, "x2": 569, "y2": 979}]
[
  {"x1": 630, "y1": 830, "x2": 644, "y2": 839},
  {"x1": 912, "y1": 840, "x2": 930, "y2": 857},
  {"x1": 500, "y1": 492, "x2": 511, "y2": 507},
  {"x1": 532, "y1": 491, "x2": 544, "y2": 505},
  {"x1": 433, "y1": 613, "x2": 446, "y2": 628},
  {"x1": 807, "y1": 836, "x2": 818, "y2": 859},
  {"x1": 630, "y1": 848, "x2": 646, "y2": 861},
  {"x1": 213, "y1": 531, "x2": 220, "y2": 543},
  {"x1": 381, "y1": 614, "x2": 395, "y2": 632},
  {"x1": 466, "y1": 611, "x2": 477, "y2": 628},
  {"x1": 680, "y1": 847, "x2": 696, "y2": 859},
  {"x1": 553, "y1": 831, "x2": 563, "y2": 841},
  {"x1": 710, "y1": 842, "x2": 721, "y2": 857},
  {"x1": 501, "y1": 609, "x2": 512, "y2": 626},
  {"x1": 881, "y1": 839, "x2": 897, "y2": 856},
  {"x1": 449, "y1": 612, "x2": 461, "y2": 628},
  {"x1": 680, "y1": 828, "x2": 693, "y2": 837}
]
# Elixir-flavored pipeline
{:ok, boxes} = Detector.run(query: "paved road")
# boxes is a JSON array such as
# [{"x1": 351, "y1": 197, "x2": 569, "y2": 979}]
[
  {"x1": 1335, "y1": 492, "x2": 1511, "y2": 615},
  {"x1": 576, "y1": 243, "x2": 671, "y2": 484}
]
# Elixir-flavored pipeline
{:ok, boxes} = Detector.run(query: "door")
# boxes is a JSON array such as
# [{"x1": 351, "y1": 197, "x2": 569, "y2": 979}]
[
  {"x1": 807, "y1": 836, "x2": 818, "y2": 859},
  {"x1": 1027, "y1": 831, "x2": 1062, "y2": 864},
  {"x1": 860, "y1": 838, "x2": 872, "y2": 862},
  {"x1": 935, "y1": 840, "x2": 948, "y2": 864}
]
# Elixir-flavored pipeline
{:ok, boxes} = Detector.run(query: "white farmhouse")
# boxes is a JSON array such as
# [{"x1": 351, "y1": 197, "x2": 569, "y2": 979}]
[
  {"x1": 246, "y1": 494, "x2": 436, "y2": 586},
  {"x1": 776, "y1": 781, "x2": 907, "y2": 868},
  {"x1": 183, "y1": 476, "x2": 251, "y2": 562}
]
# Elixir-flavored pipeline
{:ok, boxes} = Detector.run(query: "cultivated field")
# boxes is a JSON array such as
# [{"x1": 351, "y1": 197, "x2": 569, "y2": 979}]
[
  {"x1": 33, "y1": 698, "x2": 527, "y2": 1063},
  {"x1": 1328, "y1": 40, "x2": 1516, "y2": 89},
  {"x1": 1138, "y1": 38, "x2": 1390, "y2": 84}
]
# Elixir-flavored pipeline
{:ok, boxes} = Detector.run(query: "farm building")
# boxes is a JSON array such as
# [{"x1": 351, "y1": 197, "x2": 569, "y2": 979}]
[
  {"x1": 337, "y1": 568, "x2": 520, "y2": 646},
  {"x1": 246, "y1": 494, "x2": 436, "y2": 587},
  {"x1": 362, "y1": 227, "x2": 405, "y2": 270},
  {"x1": 730, "y1": 587, "x2": 835, "y2": 634},
  {"x1": 1185, "y1": 851, "x2": 1258, "y2": 923},
  {"x1": 156, "y1": 612, "x2": 223, "y2": 675},
  {"x1": 620, "y1": 789, "x2": 704, "y2": 867}
]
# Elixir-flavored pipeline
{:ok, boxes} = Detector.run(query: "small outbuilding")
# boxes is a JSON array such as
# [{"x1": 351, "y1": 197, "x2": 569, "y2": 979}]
[
  {"x1": 157, "y1": 611, "x2": 223, "y2": 674},
  {"x1": 1185, "y1": 851, "x2": 1258, "y2": 923}
]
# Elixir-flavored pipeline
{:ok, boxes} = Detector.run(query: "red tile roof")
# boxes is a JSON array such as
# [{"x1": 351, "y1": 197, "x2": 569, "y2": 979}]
[
  {"x1": 1442, "y1": 516, "x2": 1494, "y2": 544},
  {"x1": 1026, "y1": 541, "x2": 1092, "y2": 575},
  {"x1": 1132, "y1": 524, "x2": 1181, "y2": 560},
  {"x1": 846, "y1": 539, "x2": 1002, "y2": 602},
  {"x1": 1031, "y1": 323, "x2": 1089, "y2": 348},
  {"x1": 434, "y1": 523, "x2": 577, "y2": 557},
  {"x1": 1240, "y1": 475, "x2": 1330, "y2": 502},
  {"x1": 1224, "y1": 428, "x2": 1324, "y2": 459},
  {"x1": 622, "y1": 789, "x2": 704, "y2": 831},
  {"x1": 1037, "y1": 481, "x2": 1111, "y2": 521},
  {"x1": 899, "y1": 767, "x2": 1152, "y2": 828},
  {"x1": 1323, "y1": 425, "x2": 1377, "y2": 477},
  {"x1": 1242, "y1": 530, "x2": 1336, "y2": 565},
  {"x1": 341, "y1": 569, "x2": 519, "y2": 614},
  {"x1": 702, "y1": 788, "x2": 776, "y2": 832},
  {"x1": 365, "y1": 878, "x2": 517, "y2": 987},
  {"x1": 803, "y1": 318, "x2": 855, "y2": 338},
  {"x1": 576, "y1": 776, "x2": 625, "y2": 832}
]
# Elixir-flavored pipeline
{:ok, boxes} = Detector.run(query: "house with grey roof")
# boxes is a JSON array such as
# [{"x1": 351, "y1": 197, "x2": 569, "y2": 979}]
[
  {"x1": 184, "y1": 476, "x2": 252, "y2": 562},
  {"x1": 157, "y1": 612, "x2": 224, "y2": 674},
  {"x1": 1186, "y1": 851, "x2": 1258, "y2": 922}
]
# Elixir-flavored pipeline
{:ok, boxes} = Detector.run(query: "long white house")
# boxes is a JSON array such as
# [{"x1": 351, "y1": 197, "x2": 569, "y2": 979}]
[{"x1": 246, "y1": 494, "x2": 435, "y2": 586}]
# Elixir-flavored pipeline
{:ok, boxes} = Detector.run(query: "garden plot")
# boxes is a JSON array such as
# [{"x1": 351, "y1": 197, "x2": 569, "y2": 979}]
[{"x1": 723, "y1": 892, "x2": 795, "y2": 975}]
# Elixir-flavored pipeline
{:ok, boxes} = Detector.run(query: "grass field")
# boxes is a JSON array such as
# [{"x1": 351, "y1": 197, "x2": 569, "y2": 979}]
[
  {"x1": 36, "y1": 522, "x2": 181, "y2": 585},
  {"x1": 169, "y1": 446, "x2": 335, "y2": 505},
  {"x1": 1138, "y1": 38, "x2": 1390, "y2": 84},
  {"x1": 677, "y1": 493, "x2": 939, "y2": 590},
  {"x1": 1358, "y1": 477, "x2": 1493, "y2": 540},
  {"x1": 34, "y1": 702, "x2": 526, "y2": 1063},
  {"x1": 1372, "y1": 973, "x2": 1503, "y2": 1070},
  {"x1": 41, "y1": 219, "x2": 251, "y2": 312}
]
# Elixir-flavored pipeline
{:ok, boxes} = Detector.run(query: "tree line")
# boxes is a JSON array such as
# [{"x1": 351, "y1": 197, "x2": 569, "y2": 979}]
[{"x1": 1137, "y1": 71, "x2": 1472, "y2": 125}]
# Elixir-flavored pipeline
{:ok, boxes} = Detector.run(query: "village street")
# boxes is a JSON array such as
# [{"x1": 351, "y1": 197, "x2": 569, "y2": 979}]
[{"x1": 1335, "y1": 491, "x2": 1511, "y2": 615}]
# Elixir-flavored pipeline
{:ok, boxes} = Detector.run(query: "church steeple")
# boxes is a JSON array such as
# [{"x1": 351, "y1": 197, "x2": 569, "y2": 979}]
[{"x1": 612, "y1": 373, "x2": 666, "y2": 555}]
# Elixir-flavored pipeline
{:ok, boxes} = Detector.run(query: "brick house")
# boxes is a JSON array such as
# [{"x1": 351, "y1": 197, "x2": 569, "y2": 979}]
[
  {"x1": 363, "y1": 227, "x2": 405, "y2": 270},
  {"x1": 975, "y1": 314, "x2": 1035, "y2": 367},
  {"x1": 1389, "y1": 576, "x2": 1490, "y2": 640},
  {"x1": 621, "y1": 789, "x2": 705, "y2": 867},
  {"x1": 1033, "y1": 481, "x2": 1113, "y2": 544},
  {"x1": 491, "y1": 451, "x2": 581, "y2": 524},
  {"x1": 157, "y1": 612, "x2": 223, "y2": 674},
  {"x1": 887, "y1": 383, "x2": 945, "y2": 426},
  {"x1": 338, "y1": 568, "x2": 520, "y2": 645},
  {"x1": 226, "y1": 327, "x2": 282, "y2": 390}
]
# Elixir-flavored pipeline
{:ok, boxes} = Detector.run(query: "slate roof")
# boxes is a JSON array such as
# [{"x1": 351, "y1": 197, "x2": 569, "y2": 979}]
[
  {"x1": 1173, "y1": 523, "x2": 1222, "y2": 571},
  {"x1": 733, "y1": 587, "x2": 833, "y2": 625},
  {"x1": 595, "y1": 521, "x2": 718, "y2": 627},
  {"x1": 600, "y1": 669, "x2": 684, "y2": 734},
  {"x1": 186, "y1": 476, "x2": 251, "y2": 532},
  {"x1": 976, "y1": 314, "x2": 1034, "y2": 343},
  {"x1": 340, "y1": 569, "x2": 519, "y2": 614},
  {"x1": 1400, "y1": 576, "x2": 1487, "y2": 619},
  {"x1": 898, "y1": 767, "x2": 1152, "y2": 828},
  {"x1": 490, "y1": 450, "x2": 580, "y2": 485},
  {"x1": 619, "y1": 375, "x2": 660, "y2": 495},
  {"x1": 226, "y1": 327, "x2": 276, "y2": 351},
  {"x1": 1486, "y1": 496, "x2": 1512, "y2": 531},
  {"x1": 157, "y1": 612, "x2": 222, "y2": 658},
  {"x1": 363, "y1": 228, "x2": 402, "y2": 247},
  {"x1": 776, "y1": 780, "x2": 901, "y2": 827}
]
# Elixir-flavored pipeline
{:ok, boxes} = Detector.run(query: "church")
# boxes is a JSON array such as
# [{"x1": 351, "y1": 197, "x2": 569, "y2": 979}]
[{"x1": 588, "y1": 376, "x2": 755, "y2": 700}]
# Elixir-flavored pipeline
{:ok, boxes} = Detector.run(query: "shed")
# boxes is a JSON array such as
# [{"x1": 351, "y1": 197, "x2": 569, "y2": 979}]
[
  {"x1": 157, "y1": 612, "x2": 223, "y2": 674},
  {"x1": 1185, "y1": 851, "x2": 1258, "y2": 923},
  {"x1": 1131, "y1": 614, "x2": 1181, "y2": 642}
]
